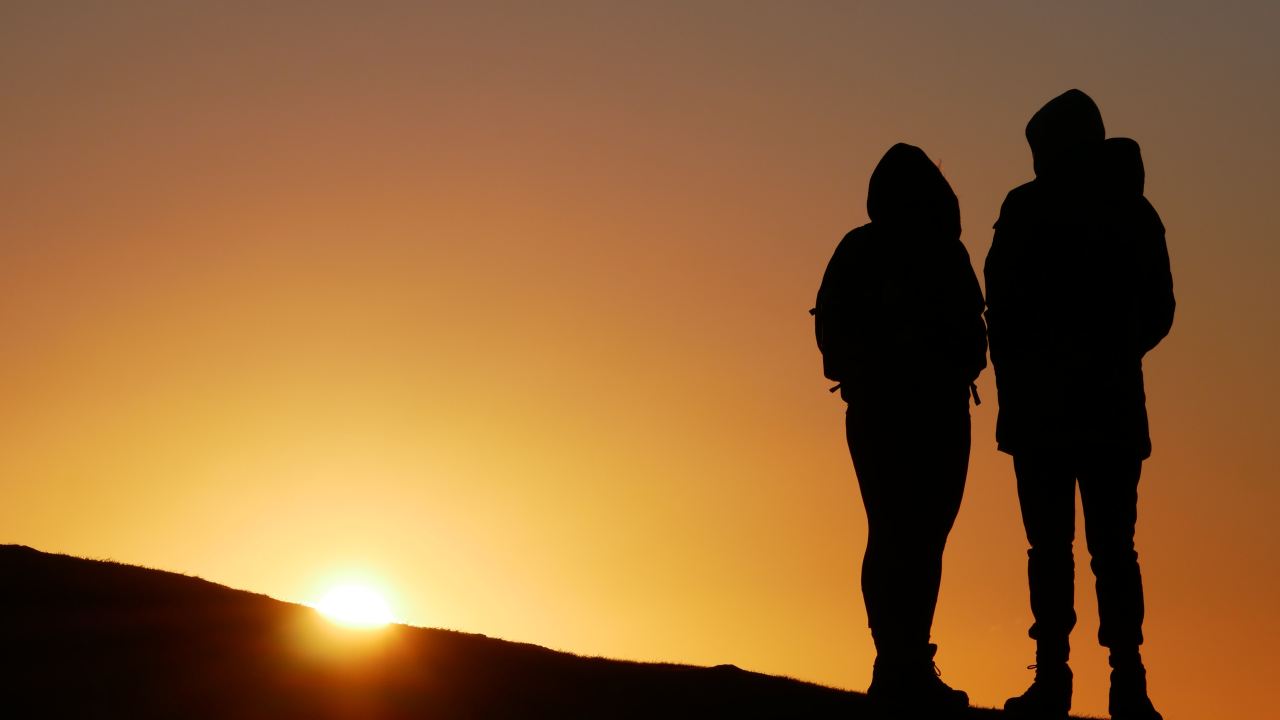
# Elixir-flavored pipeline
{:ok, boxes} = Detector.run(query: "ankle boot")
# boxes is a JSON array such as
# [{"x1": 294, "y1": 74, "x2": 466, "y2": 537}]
[
  {"x1": 867, "y1": 643, "x2": 968, "y2": 716},
  {"x1": 1109, "y1": 651, "x2": 1163, "y2": 720},
  {"x1": 1004, "y1": 661, "x2": 1072, "y2": 719}
]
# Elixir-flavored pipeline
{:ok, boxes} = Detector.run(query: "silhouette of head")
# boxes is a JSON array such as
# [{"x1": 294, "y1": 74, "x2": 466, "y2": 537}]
[
  {"x1": 1103, "y1": 137, "x2": 1145, "y2": 197},
  {"x1": 1026, "y1": 89, "x2": 1105, "y2": 180},
  {"x1": 866, "y1": 143, "x2": 960, "y2": 238}
]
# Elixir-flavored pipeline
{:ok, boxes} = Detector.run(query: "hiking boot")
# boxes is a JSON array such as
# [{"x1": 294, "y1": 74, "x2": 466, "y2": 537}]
[
  {"x1": 1109, "y1": 655, "x2": 1163, "y2": 720},
  {"x1": 1004, "y1": 662, "x2": 1072, "y2": 719},
  {"x1": 867, "y1": 643, "x2": 969, "y2": 717}
]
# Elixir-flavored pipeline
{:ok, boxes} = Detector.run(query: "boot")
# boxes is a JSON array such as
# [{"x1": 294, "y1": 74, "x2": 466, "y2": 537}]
[
  {"x1": 867, "y1": 643, "x2": 968, "y2": 717},
  {"x1": 1109, "y1": 651, "x2": 1163, "y2": 720},
  {"x1": 1004, "y1": 662, "x2": 1072, "y2": 719}
]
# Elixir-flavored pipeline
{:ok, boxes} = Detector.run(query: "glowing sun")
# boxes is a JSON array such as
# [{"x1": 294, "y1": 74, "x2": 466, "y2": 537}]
[{"x1": 314, "y1": 584, "x2": 395, "y2": 628}]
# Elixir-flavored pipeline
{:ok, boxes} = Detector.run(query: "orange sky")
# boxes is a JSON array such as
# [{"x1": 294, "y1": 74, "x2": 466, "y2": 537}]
[{"x1": 2, "y1": 3, "x2": 1277, "y2": 717}]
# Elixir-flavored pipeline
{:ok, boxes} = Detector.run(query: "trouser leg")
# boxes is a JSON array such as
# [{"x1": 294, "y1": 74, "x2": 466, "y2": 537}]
[
  {"x1": 1078, "y1": 456, "x2": 1145, "y2": 651},
  {"x1": 847, "y1": 408, "x2": 909, "y2": 652},
  {"x1": 847, "y1": 398, "x2": 968, "y2": 658},
  {"x1": 909, "y1": 414, "x2": 968, "y2": 646},
  {"x1": 1013, "y1": 454, "x2": 1077, "y2": 661}
]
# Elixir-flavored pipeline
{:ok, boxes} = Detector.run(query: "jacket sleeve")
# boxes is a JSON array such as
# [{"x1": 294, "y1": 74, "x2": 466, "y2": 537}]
[
  {"x1": 815, "y1": 228, "x2": 881, "y2": 383},
  {"x1": 984, "y1": 195, "x2": 1020, "y2": 375},
  {"x1": 984, "y1": 186, "x2": 1049, "y2": 416},
  {"x1": 1136, "y1": 200, "x2": 1174, "y2": 356},
  {"x1": 952, "y1": 240, "x2": 988, "y2": 384}
]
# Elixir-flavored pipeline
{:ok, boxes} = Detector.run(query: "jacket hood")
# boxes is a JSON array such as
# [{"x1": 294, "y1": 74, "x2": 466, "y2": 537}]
[
  {"x1": 1026, "y1": 89, "x2": 1105, "y2": 179},
  {"x1": 1103, "y1": 137, "x2": 1144, "y2": 196},
  {"x1": 866, "y1": 143, "x2": 960, "y2": 237}
]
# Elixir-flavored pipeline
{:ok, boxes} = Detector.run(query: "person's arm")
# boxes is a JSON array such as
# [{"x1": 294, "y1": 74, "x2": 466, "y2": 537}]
[
  {"x1": 815, "y1": 227, "x2": 880, "y2": 385},
  {"x1": 947, "y1": 239, "x2": 988, "y2": 386},
  {"x1": 1136, "y1": 199, "x2": 1175, "y2": 356},
  {"x1": 984, "y1": 187, "x2": 1046, "y2": 414},
  {"x1": 984, "y1": 198, "x2": 1019, "y2": 374}
]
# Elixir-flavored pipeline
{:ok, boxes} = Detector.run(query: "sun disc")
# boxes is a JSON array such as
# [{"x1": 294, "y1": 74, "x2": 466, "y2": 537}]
[{"x1": 314, "y1": 584, "x2": 394, "y2": 628}]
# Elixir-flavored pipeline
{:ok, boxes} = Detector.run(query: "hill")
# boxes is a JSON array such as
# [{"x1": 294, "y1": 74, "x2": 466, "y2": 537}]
[{"x1": 0, "y1": 545, "x2": 1071, "y2": 718}]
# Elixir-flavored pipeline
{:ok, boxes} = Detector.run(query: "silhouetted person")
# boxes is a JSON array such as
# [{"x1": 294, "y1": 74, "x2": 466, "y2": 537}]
[
  {"x1": 985, "y1": 90, "x2": 1174, "y2": 720},
  {"x1": 813, "y1": 143, "x2": 986, "y2": 716}
]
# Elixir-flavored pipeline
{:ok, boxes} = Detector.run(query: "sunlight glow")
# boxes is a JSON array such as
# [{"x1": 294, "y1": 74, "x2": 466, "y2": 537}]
[{"x1": 314, "y1": 584, "x2": 395, "y2": 628}]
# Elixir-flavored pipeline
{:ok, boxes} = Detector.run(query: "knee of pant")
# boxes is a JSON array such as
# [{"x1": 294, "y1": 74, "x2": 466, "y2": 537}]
[
  {"x1": 1089, "y1": 546, "x2": 1139, "y2": 572},
  {"x1": 1085, "y1": 533, "x2": 1137, "y2": 562},
  {"x1": 870, "y1": 523, "x2": 923, "y2": 546},
  {"x1": 876, "y1": 532, "x2": 943, "y2": 561},
  {"x1": 1027, "y1": 542, "x2": 1073, "y2": 565}
]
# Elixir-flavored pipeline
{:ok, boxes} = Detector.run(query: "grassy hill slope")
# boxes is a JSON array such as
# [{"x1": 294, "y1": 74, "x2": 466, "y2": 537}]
[{"x1": 0, "y1": 545, "x2": 1069, "y2": 718}]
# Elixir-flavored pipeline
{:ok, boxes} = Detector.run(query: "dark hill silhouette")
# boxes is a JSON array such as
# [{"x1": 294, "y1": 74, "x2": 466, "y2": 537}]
[{"x1": 0, "y1": 546, "x2": 1086, "y2": 718}]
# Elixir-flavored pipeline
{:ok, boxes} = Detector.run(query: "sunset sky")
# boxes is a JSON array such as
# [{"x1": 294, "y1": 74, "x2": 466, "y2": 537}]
[{"x1": 2, "y1": 2, "x2": 1278, "y2": 717}]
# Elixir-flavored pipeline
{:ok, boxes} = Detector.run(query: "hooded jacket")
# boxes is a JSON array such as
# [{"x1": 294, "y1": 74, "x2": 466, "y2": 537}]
[
  {"x1": 984, "y1": 91, "x2": 1174, "y2": 459},
  {"x1": 815, "y1": 143, "x2": 987, "y2": 405}
]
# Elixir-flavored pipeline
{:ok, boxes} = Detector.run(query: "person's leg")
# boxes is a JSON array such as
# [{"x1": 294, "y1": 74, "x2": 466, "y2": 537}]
[
  {"x1": 846, "y1": 404, "x2": 901, "y2": 657},
  {"x1": 849, "y1": 394, "x2": 968, "y2": 657},
  {"x1": 1005, "y1": 452, "x2": 1076, "y2": 718},
  {"x1": 846, "y1": 394, "x2": 969, "y2": 712},
  {"x1": 1014, "y1": 453, "x2": 1078, "y2": 661},
  {"x1": 1078, "y1": 455, "x2": 1162, "y2": 720},
  {"x1": 907, "y1": 394, "x2": 970, "y2": 650},
  {"x1": 1077, "y1": 454, "x2": 1144, "y2": 652}
]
